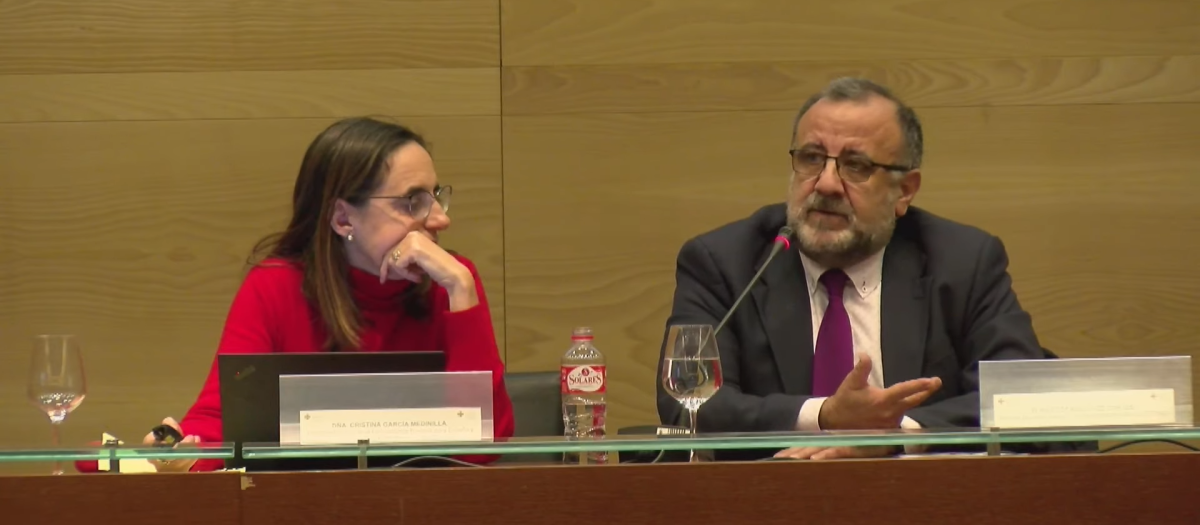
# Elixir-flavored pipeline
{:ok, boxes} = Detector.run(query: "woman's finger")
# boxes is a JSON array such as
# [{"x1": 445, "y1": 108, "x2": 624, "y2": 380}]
[{"x1": 162, "y1": 417, "x2": 183, "y2": 432}]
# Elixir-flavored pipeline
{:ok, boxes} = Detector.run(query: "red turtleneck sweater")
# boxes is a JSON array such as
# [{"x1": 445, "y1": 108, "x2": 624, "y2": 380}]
[{"x1": 179, "y1": 255, "x2": 514, "y2": 471}]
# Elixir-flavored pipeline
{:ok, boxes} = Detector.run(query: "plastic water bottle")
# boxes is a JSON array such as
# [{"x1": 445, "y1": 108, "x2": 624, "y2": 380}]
[{"x1": 561, "y1": 326, "x2": 607, "y2": 464}]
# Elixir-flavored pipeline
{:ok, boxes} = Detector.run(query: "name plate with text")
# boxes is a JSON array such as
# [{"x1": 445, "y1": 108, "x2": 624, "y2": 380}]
[
  {"x1": 298, "y1": 407, "x2": 482, "y2": 445},
  {"x1": 992, "y1": 389, "x2": 1176, "y2": 429}
]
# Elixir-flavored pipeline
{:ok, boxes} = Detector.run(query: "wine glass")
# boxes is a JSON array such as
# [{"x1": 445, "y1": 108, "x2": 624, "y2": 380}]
[
  {"x1": 27, "y1": 334, "x2": 87, "y2": 475},
  {"x1": 661, "y1": 324, "x2": 723, "y2": 462}
]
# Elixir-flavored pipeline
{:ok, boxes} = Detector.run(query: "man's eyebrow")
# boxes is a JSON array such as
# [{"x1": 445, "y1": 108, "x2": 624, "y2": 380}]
[{"x1": 838, "y1": 147, "x2": 872, "y2": 158}]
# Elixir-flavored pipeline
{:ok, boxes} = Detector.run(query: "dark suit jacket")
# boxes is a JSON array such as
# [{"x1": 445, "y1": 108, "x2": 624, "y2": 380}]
[{"x1": 657, "y1": 203, "x2": 1073, "y2": 458}]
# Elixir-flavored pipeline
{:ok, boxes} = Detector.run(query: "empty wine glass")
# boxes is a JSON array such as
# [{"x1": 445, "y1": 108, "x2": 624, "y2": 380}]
[
  {"x1": 27, "y1": 334, "x2": 87, "y2": 475},
  {"x1": 661, "y1": 324, "x2": 723, "y2": 462}
]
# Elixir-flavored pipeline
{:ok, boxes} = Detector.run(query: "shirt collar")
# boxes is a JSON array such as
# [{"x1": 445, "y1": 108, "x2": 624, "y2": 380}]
[{"x1": 798, "y1": 247, "x2": 885, "y2": 300}]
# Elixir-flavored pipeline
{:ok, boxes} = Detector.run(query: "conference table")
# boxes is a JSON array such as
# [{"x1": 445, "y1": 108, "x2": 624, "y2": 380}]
[{"x1": 3, "y1": 427, "x2": 1199, "y2": 524}]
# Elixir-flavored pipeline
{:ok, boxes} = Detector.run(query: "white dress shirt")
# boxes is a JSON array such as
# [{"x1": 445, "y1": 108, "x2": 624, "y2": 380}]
[{"x1": 794, "y1": 247, "x2": 924, "y2": 433}]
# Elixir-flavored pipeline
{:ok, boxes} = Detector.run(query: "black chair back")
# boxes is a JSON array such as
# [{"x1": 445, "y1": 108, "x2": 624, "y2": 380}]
[{"x1": 496, "y1": 371, "x2": 564, "y2": 463}]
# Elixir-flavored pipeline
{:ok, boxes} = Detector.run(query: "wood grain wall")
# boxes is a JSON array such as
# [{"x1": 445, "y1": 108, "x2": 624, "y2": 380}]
[
  {"x1": 1, "y1": 0, "x2": 1198, "y2": 462},
  {"x1": 499, "y1": 0, "x2": 1200, "y2": 432},
  {"x1": 0, "y1": 0, "x2": 506, "y2": 459}
]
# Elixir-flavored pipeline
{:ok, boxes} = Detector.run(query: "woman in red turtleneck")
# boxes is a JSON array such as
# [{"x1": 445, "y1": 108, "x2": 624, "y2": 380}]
[{"x1": 145, "y1": 117, "x2": 515, "y2": 472}]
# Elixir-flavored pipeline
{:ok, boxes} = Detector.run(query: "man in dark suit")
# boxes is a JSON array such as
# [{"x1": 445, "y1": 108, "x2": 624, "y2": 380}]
[{"x1": 657, "y1": 77, "x2": 1046, "y2": 460}]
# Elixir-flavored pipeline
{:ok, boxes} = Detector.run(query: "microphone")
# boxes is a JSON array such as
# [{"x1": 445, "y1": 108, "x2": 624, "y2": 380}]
[
  {"x1": 713, "y1": 225, "x2": 794, "y2": 336},
  {"x1": 634, "y1": 224, "x2": 794, "y2": 454}
]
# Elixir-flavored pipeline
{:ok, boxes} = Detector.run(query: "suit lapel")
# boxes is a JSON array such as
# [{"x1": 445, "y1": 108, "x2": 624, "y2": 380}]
[
  {"x1": 880, "y1": 235, "x2": 930, "y2": 386},
  {"x1": 751, "y1": 246, "x2": 812, "y2": 395}
]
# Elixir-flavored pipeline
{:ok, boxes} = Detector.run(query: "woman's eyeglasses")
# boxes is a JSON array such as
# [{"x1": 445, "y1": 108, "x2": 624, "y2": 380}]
[{"x1": 369, "y1": 185, "x2": 453, "y2": 221}]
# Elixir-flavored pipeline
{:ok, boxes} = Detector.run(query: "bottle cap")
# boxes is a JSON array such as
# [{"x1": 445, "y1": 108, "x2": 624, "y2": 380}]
[{"x1": 571, "y1": 326, "x2": 594, "y2": 341}]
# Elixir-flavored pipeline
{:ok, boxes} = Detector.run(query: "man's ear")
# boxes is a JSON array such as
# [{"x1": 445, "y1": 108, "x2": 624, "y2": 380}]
[
  {"x1": 893, "y1": 170, "x2": 921, "y2": 217},
  {"x1": 330, "y1": 198, "x2": 357, "y2": 238}
]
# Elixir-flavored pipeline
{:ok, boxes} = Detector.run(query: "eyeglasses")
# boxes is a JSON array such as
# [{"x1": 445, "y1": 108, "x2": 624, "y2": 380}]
[
  {"x1": 369, "y1": 185, "x2": 452, "y2": 221},
  {"x1": 789, "y1": 149, "x2": 911, "y2": 183}
]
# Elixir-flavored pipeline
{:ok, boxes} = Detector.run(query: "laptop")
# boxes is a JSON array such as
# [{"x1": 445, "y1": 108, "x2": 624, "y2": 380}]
[{"x1": 218, "y1": 351, "x2": 446, "y2": 471}]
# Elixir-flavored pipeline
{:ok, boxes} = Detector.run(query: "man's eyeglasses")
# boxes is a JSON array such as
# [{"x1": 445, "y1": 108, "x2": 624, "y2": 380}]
[
  {"x1": 369, "y1": 185, "x2": 452, "y2": 221},
  {"x1": 789, "y1": 149, "x2": 911, "y2": 183}
]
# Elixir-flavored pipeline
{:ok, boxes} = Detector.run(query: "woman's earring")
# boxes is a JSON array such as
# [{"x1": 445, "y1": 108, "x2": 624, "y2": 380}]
[{"x1": 346, "y1": 231, "x2": 354, "y2": 242}]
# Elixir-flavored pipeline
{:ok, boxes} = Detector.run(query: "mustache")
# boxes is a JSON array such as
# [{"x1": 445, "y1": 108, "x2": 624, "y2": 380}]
[{"x1": 803, "y1": 195, "x2": 854, "y2": 216}]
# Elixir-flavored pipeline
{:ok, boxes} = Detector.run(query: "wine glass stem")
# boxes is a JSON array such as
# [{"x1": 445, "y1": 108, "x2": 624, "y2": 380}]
[
  {"x1": 51, "y1": 421, "x2": 63, "y2": 476},
  {"x1": 688, "y1": 407, "x2": 699, "y2": 463}
]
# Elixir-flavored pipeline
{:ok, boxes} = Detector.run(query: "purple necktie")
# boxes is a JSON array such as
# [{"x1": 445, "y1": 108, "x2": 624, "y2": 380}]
[{"x1": 812, "y1": 269, "x2": 853, "y2": 397}]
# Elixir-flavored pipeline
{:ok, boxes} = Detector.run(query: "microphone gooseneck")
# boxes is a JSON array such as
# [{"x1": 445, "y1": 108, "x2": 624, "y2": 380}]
[
  {"x1": 712, "y1": 225, "x2": 794, "y2": 337},
  {"x1": 668, "y1": 225, "x2": 794, "y2": 432}
]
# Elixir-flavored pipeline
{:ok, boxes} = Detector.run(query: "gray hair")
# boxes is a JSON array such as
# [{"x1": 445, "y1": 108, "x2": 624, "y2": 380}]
[{"x1": 790, "y1": 77, "x2": 924, "y2": 169}]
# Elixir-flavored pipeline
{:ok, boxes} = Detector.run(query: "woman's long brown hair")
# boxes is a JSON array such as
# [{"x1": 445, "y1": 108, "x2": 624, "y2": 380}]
[{"x1": 249, "y1": 117, "x2": 433, "y2": 351}]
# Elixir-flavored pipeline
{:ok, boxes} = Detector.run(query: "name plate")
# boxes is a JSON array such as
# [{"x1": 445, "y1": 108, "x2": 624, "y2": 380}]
[
  {"x1": 992, "y1": 389, "x2": 1176, "y2": 429},
  {"x1": 299, "y1": 407, "x2": 482, "y2": 445}
]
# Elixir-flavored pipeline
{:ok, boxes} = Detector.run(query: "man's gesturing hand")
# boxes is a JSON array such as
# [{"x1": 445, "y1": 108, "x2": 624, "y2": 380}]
[{"x1": 818, "y1": 355, "x2": 942, "y2": 430}]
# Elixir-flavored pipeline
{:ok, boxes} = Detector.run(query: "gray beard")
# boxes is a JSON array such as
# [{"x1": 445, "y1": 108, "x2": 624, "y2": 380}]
[{"x1": 787, "y1": 207, "x2": 896, "y2": 269}]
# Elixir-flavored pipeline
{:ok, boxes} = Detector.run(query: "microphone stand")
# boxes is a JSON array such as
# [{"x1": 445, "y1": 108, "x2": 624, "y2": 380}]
[{"x1": 684, "y1": 226, "x2": 794, "y2": 461}]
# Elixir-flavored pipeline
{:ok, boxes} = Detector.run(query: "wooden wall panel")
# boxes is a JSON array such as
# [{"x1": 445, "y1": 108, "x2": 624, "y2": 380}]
[
  {"x1": 917, "y1": 105, "x2": 1200, "y2": 364},
  {"x1": 503, "y1": 56, "x2": 1200, "y2": 115},
  {"x1": 0, "y1": 116, "x2": 503, "y2": 453},
  {"x1": 502, "y1": 104, "x2": 1200, "y2": 429},
  {"x1": 0, "y1": 1, "x2": 503, "y2": 468},
  {"x1": 501, "y1": 112, "x2": 790, "y2": 428},
  {"x1": 0, "y1": 0, "x2": 500, "y2": 74},
  {"x1": 0, "y1": 69, "x2": 500, "y2": 123},
  {"x1": 500, "y1": 0, "x2": 1200, "y2": 433},
  {"x1": 2, "y1": 0, "x2": 1199, "y2": 465},
  {"x1": 501, "y1": 0, "x2": 1200, "y2": 66}
]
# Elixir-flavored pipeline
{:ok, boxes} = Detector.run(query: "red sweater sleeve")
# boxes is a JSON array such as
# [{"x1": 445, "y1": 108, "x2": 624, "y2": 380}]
[
  {"x1": 179, "y1": 265, "x2": 279, "y2": 471},
  {"x1": 443, "y1": 255, "x2": 515, "y2": 463}
]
